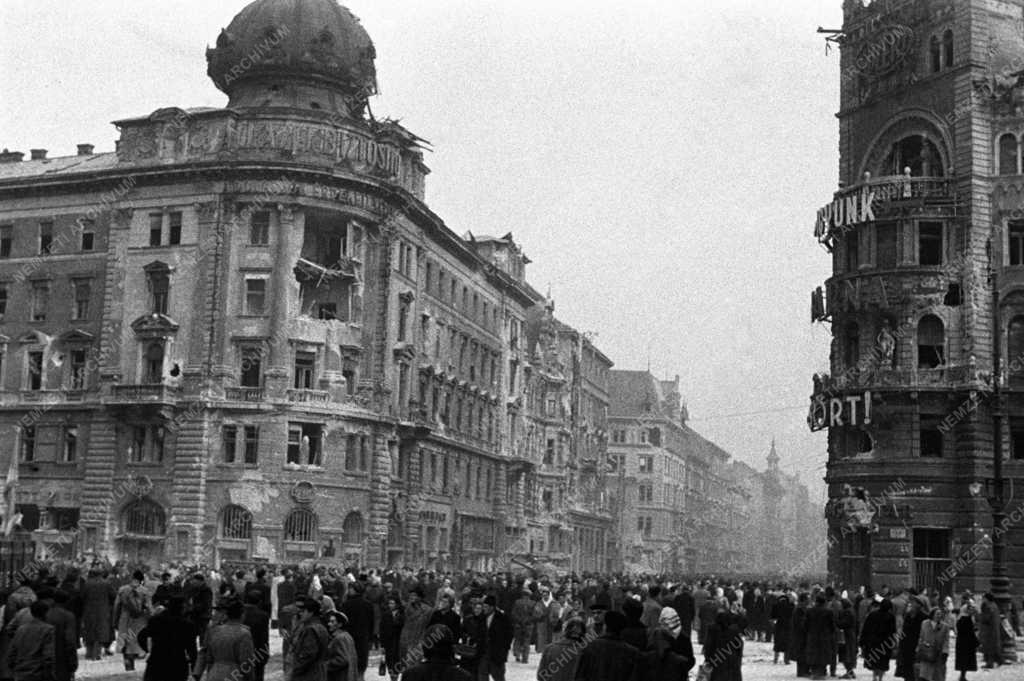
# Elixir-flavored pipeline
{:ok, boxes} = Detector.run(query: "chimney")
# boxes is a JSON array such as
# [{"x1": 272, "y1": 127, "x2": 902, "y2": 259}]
[
  {"x1": 29, "y1": 149, "x2": 47, "y2": 161},
  {"x1": 0, "y1": 149, "x2": 24, "y2": 164},
  {"x1": 77, "y1": 144, "x2": 94, "y2": 156}
]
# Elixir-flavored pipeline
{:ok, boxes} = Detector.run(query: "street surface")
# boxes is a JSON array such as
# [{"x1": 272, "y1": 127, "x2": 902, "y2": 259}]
[{"x1": 76, "y1": 630, "x2": 1024, "y2": 681}]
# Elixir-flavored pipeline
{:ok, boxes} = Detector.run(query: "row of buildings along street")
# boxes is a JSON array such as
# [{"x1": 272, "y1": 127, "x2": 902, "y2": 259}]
[{"x1": 0, "y1": 0, "x2": 821, "y2": 574}]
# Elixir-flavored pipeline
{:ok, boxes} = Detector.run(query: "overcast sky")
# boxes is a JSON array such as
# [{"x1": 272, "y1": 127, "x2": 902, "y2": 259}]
[{"x1": 0, "y1": 0, "x2": 844, "y2": 494}]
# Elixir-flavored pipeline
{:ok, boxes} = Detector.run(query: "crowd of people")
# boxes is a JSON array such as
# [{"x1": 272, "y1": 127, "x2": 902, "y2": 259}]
[{"x1": 0, "y1": 560, "x2": 1021, "y2": 681}]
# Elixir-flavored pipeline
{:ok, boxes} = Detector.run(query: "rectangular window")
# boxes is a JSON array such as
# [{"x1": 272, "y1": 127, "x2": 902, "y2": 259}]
[
  {"x1": 39, "y1": 222, "x2": 53, "y2": 255},
  {"x1": 26, "y1": 351, "x2": 43, "y2": 391},
  {"x1": 80, "y1": 220, "x2": 95, "y2": 252},
  {"x1": 919, "y1": 222, "x2": 944, "y2": 266},
  {"x1": 223, "y1": 425, "x2": 238, "y2": 463},
  {"x1": 544, "y1": 439, "x2": 555, "y2": 465},
  {"x1": 346, "y1": 433, "x2": 357, "y2": 471},
  {"x1": 149, "y1": 271, "x2": 169, "y2": 315},
  {"x1": 294, "y1": 352, "x2": 315, "y2": 389},
  {"x1": 243, "y1": 426, "x2": 258, "y2": 465},
  {"x1": 1011, "y1": 222, "x2": 1024, "y2": 267},
  {"x1": 845, "y1": 231, "x2": 859, "y2": 272},
  {"x1": 20, "y1": 426, "x2": 35, "y2": 462},
  {"x1": 30, "y1": 282, "x2": 49, "y2": 321},
  {"x1": 72, "y1": 279, "x2": 91, "y2": 320},
  {"x1": 149, "y1": 214, "x2": 163, "y2": 247},
  {"x1": 639, "y1": 484, "x2": 653, "y2": 502},
  {"x1": 287, "y1": 423, "x2": 322, "y2": 466},
  {"x1": 168, "y1": 212, "x2": 182, "y2": 245},
  {"x1": 69, "y1": 349, "x2": 87, "y2": 390},
  {"x1": 0, "y1": 226, "x2": 11, "y2": 258},
  {"x1": 920, "y1": 416, "x2": 943, "y2": 457},
  {"x1": 1012, "y1": 424, "x2": 1024, "y2": 460},
  {"x1": 318, "y1": 303, "x2": 337, "y2": 321},
  {"x1": 240, "y1": 347, "x2": 261, "y2": 388},
  {"x1": 639, "y1": 455, "x2": 654, "y2": 474},
  {"x1": 0, "y1": 285, "x2": 7, "y2": 321},
  {"x1": 250, "y1": 211, "x2": 270, "y2": 246},
  {"x1": 245, "y1": 278, "x2": 267, "y2": 315},
  {"x1": 876, "y1": 222, "x2": 898, "y2": 269}
]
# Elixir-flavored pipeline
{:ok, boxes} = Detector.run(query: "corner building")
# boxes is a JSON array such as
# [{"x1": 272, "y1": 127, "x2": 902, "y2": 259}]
[
  {"x1": 0, "y1": 0, "x2": 618, "y2": 568},
  {"x1": 813, "y1": 0, "x2": 1024, "y2": 594}
]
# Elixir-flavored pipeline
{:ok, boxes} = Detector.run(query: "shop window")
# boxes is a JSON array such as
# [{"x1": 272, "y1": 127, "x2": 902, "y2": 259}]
[
  {"x1": 1000, "y1": 134, "x2": 1019, "y2": 176},
  {"x1": 919, "y1": 222, "x2": 944, "y2": 266},
  {"x1": 917, "y1": 315, "x2": 945, "y2": 368}
]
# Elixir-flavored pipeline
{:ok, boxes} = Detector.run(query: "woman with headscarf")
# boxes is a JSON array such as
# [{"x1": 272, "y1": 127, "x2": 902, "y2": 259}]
[
  {"x1": 324, "y1": 610, "x2": 358, "y2": 681},
  {"x1": 954, "y1": 601, "x2": 979, "y2": 681},
  {"x1": 637, "y1": 607, "x2": 694, "y2": 681},
  {"x1": 859, "y1": 598, "x2": 897, "y2": 681},
  {"x1": 916, "y1": 606, "x2": 950, "y2": 681}
]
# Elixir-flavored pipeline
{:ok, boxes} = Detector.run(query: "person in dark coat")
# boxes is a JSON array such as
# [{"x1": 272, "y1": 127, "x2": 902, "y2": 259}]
[
  {"x1": 698, "y1": 595, "x2": 718, "y2": 646},
  {"x1": 977, "y1": 593, "x2": 1000, "y2": 669},
  {"x1": 429, "y1": 594, "x2": 463, "y2": 644},
  {"x1": 242, "y1": 590, "x2": 271, "y2": 681},
  {"x1": 401, "y1": 624, "x2": 471, "y2": 681},
  {"x1": 670, "y1": 585, "x2": 695, "y2": 636},
  {"x1": 860, "y1": 598, "x2": 897, "y2": 681},
  {"x1": 153, "y1": 573, "x2": 180, "y2": 608},
  {"x1": 378, "y1": 595, "x2": 403, "y2": 681},
  {"x1": 80, "y1": 568, "x2": 115, "y2": 661},
  {"x1": 138, "y1": 595, "x2": 198, "y2": 681},
  {"x1": 537, "y1": 618, "x2": 586, "y2": 681},
  {"x1": 954, "y1": 602, "x2": 979, "y2": 680},
  {"x1": 770, "y1": 591, "x2": 793, "y2": 664},
  {"x1": 194, "y1": 596, "x2": 256, "y2": 681},
  {"x1": 804, "y1": 594, "x2": 837, "y2": 679},
  {"x1": 184, "y1": 573, "x2": 214, "y2": 641},
  {"x1": 638, "y1": 607, "x2": 694, "y2": 681},
  {"x1": 478, "y1": 595, "x2": 513, "y2": 681},
  {"x1": 895, "y1": 597, "x2": 927, "y2": 680},
  {"x1": 5, "y1": 601, "x2": 55, "y2": 681},
  {"x1": 836, "y1": 599, "x2": 858, "y2": 679},
  {"x1": 575, "y1": 611, "x2": 640, "y2": 681},
  {"x1": 790, "y1": 592, "x2": 810, "y2": 678},
  {"x1": 38, "y1": 589, "x2": 77, "y2": 681},
  {"x1": 288, "y1": 598, "x2": 329, "y2": 681},
  {"x1": 324, "y1": 610, "x2": 358, "y2": 681},
  {"x1": 510, "y1": 589, "x2": 535, "y2": 664},
  {"x1": 620, "y1": 599, "x2": 648, "y2": 651},
  {"x1": 339, "y1": 583, "x2": 374, "y2": 680},
  {"x1": 56, "y1": 570, "x2": 83, "y2": 650},
  {"x1": 703, "y1": 608, "x2": 744, "y2": 681}
]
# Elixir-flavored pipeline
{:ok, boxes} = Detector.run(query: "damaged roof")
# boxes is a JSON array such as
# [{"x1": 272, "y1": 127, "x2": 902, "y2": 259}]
[{"x1": 0, "y1": 152, "x2": 120, "y2": 181}]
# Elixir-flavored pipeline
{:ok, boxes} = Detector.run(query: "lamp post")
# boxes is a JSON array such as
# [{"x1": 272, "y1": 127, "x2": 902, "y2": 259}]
[{"x1": 989, "y1": 237, "x2": 1017, "y2": 663}]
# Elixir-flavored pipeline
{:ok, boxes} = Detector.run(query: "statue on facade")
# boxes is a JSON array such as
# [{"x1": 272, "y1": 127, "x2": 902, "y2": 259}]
[{"x1": 876, "y1": 320, "x2": 896, "y2": 369}]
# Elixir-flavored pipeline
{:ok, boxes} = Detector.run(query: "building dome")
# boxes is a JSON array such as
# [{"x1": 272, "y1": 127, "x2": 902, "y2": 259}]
[{"x1": 206, "y1": 0, "x2": 378, "y2": 114}]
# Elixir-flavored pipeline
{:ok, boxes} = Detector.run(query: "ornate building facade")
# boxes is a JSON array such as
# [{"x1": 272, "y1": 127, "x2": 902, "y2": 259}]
[
  {"x1": 812, "y1": 0, "x2": 1024, "y2": 594},
  {"x1": 0, "y1": 0, "x2": 619, "y2": 570}
]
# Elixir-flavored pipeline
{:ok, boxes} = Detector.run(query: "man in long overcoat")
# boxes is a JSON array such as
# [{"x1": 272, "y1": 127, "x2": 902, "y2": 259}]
[
  {"x1": 194, "y1": 597, "x2": 256, "y2": 681},
  {"x1": 803, "y1": 594, "x2": 836, "y2": 679},
  {"x1": 81, "y1": 569, "x2": 115, "y2": 661},
  {"x1": 114, "y1": 570, "x2": 151, "y2": 671}
]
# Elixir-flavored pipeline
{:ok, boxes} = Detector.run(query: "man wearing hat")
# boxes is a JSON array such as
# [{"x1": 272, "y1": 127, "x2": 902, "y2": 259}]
[
  {"x1": 575, "y1": 611, "x2": 640, "y2": 681},
  {"x1": 242, "y1": 590, "x2": 271, "y2": 681},
  {"x1": 401, "y1": 624, "x2": 471, "y2": 681},
  {"x1": 324, "y1": 610, "x2": 358, "y2": 681},
  {"x1": 194, "y1": 595, "x2": 256, "y2": 681},
  {"x1": 113, "y1": 569, "x2": 150, "y2": 671},
  {"x1": 510, "y1": 588, "x2": 536, "y2": 664},
  {"x1": 288, "y1": 598, "x2": 329, "y2": 681}
]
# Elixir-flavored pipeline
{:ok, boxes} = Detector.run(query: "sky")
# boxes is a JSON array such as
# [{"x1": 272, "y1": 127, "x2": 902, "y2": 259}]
[{"x1": 0, "y1": 0, "x2": 844, "y2": 494}]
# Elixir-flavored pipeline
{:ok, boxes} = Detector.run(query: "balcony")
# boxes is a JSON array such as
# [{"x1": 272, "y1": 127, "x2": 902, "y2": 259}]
[
  {"x1": 813, "y1": 363, "x2": 978, "y2": 395},
  {"x1": 225, "y1": 387, "x2": 264, "y2": 402},
  {"x1": 110, "y1": 384, "x2": 179, "y2": 403},
  {"x1": 286, "y1": 389, "x2": 331, "y2": 405},
  {"x1": 817, "y1": 175, "x2": 956, "y2": 244},
  {"x1": 19, "y1": 389, "x2": 87, "y2": 403}
]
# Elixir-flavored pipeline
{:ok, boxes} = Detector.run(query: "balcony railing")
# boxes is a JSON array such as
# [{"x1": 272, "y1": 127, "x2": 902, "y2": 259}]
[
  {"x1": 111, "y1": 384, "x2": 179, "y2": 402},
  {"x1": 225, "y1": 387, "x2": 264, "y2": 402},
  {"x1": 286, "y1": 389, "x2": 331, "y2": 404},
  {"x1": 833, "y1": 175, "x2": 954, "y2": 205},
  {"x1": 813, "y1": 363, "x2": 978, "y2": 395},
  {"x1": 19, "y1": 389, "x2": 87, "y2": 403}
]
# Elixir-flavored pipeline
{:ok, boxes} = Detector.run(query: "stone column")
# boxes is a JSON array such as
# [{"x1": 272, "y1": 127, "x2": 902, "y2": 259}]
[{"x1": 265, "y1": 205, "x2": 302, "y2": 397}]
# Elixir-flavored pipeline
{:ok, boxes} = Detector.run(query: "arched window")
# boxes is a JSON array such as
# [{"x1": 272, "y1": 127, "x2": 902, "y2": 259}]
[
  {"x1": 943, "y1": 29, "x2": 954, "y2": 68},
  {"x1": 917, "y1": 315, "x2": 946, "y2": 368},
  {"x1": 221, "y1": 505, "x2": 252, "y2": 539},
  {"x1": 1008, "y1": 316, "x2": 1024, "y2": 373},
  {"x1": 930, "y1": 35, "x2": 941, "y2": 73},
  {"x1": 342, "y1": 512, "x2": 363, "y2": 544},
  {"x1": 122, "y1": 499, "x2": 166, "y2": 536},
  {"x1": 844, "y1": 323, "x2": 860, "y2": 370},
  {"x1": 885, "y1": 135, "x2": 944, "y2": 177},
  {"x1": 284, "y1": 508, "x2": 317, "y2": 542},
  {"x1": 999, "y1": 134, "x2": 1019, "y2": 175}
]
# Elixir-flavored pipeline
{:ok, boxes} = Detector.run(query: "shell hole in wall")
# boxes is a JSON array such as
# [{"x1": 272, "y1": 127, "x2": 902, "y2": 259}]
[{"x1": 310, "y1": 102, "x2": 322, "y2": 110}]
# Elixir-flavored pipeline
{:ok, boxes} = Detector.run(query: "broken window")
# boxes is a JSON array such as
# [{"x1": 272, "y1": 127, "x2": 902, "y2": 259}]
[
  {"x1": 885, "y1": 135, "x2": 944, "y2": 177},
  {"x1": 917, "y1": 315, "x2": 945, "y2": 369},
  {"x1": 844, "y1": 322, "x2": 859, "y2": 370},
  {"x1": 943, "y1": 29, "x2": 953, "y2": 68},
  {"x1": 144, "y1": 341, "x2": 165, "y2": 383},
  {"x1": 240, "y1": 347, "x2": 262, "y2": 387},
  {"x1": 944, "y1": 283, "x2": 962, "y2": 306},
  {"x1": 69, "y1": 349, "x2": 87, "y2": 390},
  {"x1": 26, "y1": 351, "x2": 43, "y2": 391},
  {"x1": 875, "y1": 222, "x2": 897, "y2": 269},
  {"x1": 287, "y1": 422, "x2": 323, "y2": 466},
  {"x1": 919, "y1": 415, "x2": 943, "y2": 457},
  {"x1": 147, "y1": 267, "x2": 170, "y2": 315}
]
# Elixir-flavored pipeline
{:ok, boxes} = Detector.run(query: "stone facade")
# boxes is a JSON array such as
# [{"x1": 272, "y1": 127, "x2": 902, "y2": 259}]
[{"x1": 814, "y1": 0, "x2": 1024, "y2": 594}]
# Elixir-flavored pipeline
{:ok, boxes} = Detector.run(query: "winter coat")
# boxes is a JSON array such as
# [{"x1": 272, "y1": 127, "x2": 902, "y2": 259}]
[
  {"x1": 114, "y1": 583, "x2": 151, "y2": 656},
  {"x1": 428, "y1": 608, "x2": 463, "y2": 644},
  {"x1": 788, "y1": 604, "x2": 807, "y2": 662},
  {"x1": 137, "y1": 613, "x2": 198, "y2": 681},
  {"x1": 242, "y1": 604, "x2": 270, "y2": 672},
  {"x1": 803, "y1": 604, "x2": 836, "y2": 667},
  {"x1": 194, "y1": 621, "x2": 256, "y2": 681},
  {"x1": 43, "y1": 603, "x2": 77, "y2": 681},
  {"x1": 859, "y1": 609, "x2": 897, "y2": 672},
  {"x1": 339, "y1": 594, "x2": 373, "y2": 673},
  {"x1": 915, "y1": 619, "x2": 950, "y2": 681},
  {"x1": 5, "y1": 618, "x2": 55, "y2": 681},
  {"x1": 401, "y1": 657, "x2": 473, "y2": 681},
  {"x1": 895, "y1": 609, "x2": 926, "y2": 679},
  {"x1": 636, "y1": 628, "x2": 694, "y2": 681},
  {"x1": 378, "y1": 606, "x2": 403, "y2": 667},
  {"x1": 954, "y1": 613, "x2": 978, "y2": 672},
  {"x1": 81, "y1": 577, "x2": 116, "y2": 645},
  {"x1": 703, "y1": 615, "x2": 744, "y2": 681},
  {"x1": 535, "y1": 599, "x2": 560, "y2": 649},
  {"x1": 835, "y1": 608, "x2": 857, "y2": 669},
  {"x1": 978, "y1": 599, "x2": 1000, "y2": 659},
  {"x1": 399, "y1": 601, "x2": 433, "y2": 664},
  {"x1": 575, "y1": 633, "x2": 640, "y2": 681},
  {"x1": 770, "y1": 596, "x2": 793, "y2": 653},
  {"x1": 325, "y1": 630, "x2": 358, "y2": 681},
  {"x1": 537, "y1": 636, "x2": 586, "y2": 681},
  {"x1": 288, "y1": 618, "x2": 329, "y2": 681}
]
